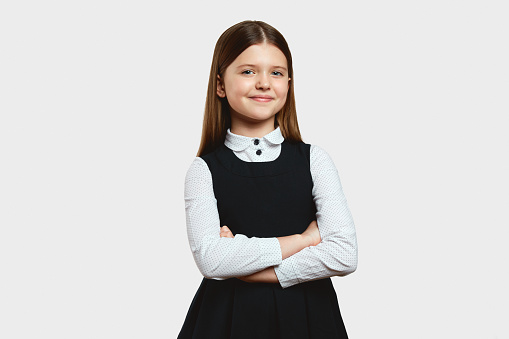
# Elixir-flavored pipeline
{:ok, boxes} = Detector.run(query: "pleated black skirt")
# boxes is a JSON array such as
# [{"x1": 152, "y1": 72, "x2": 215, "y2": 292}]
[{"x1": 177, "y1": 277, "x2": 348, "y2": 339}]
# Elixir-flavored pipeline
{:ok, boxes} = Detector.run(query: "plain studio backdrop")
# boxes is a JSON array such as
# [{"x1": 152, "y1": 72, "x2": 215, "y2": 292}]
[{"x1": 1, "y1": 1, "x2": 507, "y2": 338}]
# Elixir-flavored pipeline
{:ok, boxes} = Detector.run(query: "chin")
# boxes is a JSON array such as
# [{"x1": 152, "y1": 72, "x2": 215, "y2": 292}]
[
  {"x1": 232, "y1": 109, "x2": 276, "y2": 122},
  {"x1": 246, "y1": 113, "x2": 277, "y2": 122}
]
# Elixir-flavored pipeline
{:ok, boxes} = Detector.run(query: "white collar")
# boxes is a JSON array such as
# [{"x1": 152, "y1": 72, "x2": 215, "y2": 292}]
[{"x1": 225, "y1": 127, "x2": 285, "y2": 152}]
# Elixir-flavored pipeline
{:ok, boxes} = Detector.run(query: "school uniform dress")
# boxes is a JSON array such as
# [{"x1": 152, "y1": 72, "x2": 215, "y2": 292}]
[{"x1": 178, "y1": 127, "x2": 357, "y2": 339}]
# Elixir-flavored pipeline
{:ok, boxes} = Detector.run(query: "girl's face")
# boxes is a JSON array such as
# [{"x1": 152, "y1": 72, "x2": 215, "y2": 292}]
[{"x1": 217, "y1": 43, "x2": 290, "y2": 129}]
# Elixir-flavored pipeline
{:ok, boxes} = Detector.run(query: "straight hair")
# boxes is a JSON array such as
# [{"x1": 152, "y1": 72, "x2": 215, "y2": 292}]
[{"x1": 197, "y1": 20, "x2": 303, "y2": 157}]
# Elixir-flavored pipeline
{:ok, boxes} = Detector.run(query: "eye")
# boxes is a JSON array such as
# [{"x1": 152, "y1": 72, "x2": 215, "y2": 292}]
[
  {"x1": 272, "y1": 71, "x2": 284, "y2": 76},
  {"x1": 242, "y1": 70, "x2": 254, "y2": 75}
]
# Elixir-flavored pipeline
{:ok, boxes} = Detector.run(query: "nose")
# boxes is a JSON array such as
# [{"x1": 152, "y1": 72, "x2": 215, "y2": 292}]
[{"x1": 256, "y1": 73, "x2": 270, "y2": 90}]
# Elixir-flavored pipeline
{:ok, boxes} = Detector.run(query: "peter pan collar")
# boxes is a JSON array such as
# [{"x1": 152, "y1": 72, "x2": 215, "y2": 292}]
[{"x1": 225, "y1": 127, "x2": 285, "y2": 152}]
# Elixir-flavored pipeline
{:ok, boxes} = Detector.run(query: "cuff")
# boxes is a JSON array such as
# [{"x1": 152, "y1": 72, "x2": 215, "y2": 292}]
[
  {"x1": 257, "y1": 237, "x2": 282, "y2": 267},
  {"x1": 274, "y1": 255, "x2": 300, "y2": 289}
]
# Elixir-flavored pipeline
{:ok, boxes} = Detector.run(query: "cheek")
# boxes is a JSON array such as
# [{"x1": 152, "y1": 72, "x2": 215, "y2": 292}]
[
  {"x1": 275, "y1": 82, "x2": 289, "y2": 101},
  {"x1": 226, "y1": 79, "x2": 250, "y2": 98}
]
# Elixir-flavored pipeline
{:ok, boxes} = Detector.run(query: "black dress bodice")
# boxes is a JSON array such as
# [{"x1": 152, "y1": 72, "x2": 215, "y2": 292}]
[{"x1": 201, "y1": 140, "x2": 316, "y2": 238}]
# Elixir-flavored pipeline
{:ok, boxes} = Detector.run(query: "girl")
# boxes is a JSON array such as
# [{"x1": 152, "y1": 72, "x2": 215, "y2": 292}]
[{"x1": 178, "y1": 20, "x2": 357, "y2": 339}]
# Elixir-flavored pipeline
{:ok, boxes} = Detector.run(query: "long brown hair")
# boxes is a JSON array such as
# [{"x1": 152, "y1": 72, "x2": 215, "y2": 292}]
[{"x1": 197, "y1": 20, "x2": 303, "y2": 157}]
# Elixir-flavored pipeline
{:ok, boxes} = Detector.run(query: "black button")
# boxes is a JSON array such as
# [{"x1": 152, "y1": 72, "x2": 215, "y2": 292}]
[
  {"x1": 253, "y1": 139, "x2": 260, "y2": 145},
  {"x1": 256, "y1": 150, "x2": 262, "y2": 155}
]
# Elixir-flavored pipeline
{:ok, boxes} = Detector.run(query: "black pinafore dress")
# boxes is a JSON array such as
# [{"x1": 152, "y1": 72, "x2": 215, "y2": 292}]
[{"x1": 178, "y1": 140, "x2": 348, "y2": 339}]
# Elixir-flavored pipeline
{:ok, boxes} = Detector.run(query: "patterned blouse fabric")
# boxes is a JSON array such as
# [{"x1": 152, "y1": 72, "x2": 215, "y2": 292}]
[{"x1": 184, "y1": 127, "x2": 357, "y2": 289}]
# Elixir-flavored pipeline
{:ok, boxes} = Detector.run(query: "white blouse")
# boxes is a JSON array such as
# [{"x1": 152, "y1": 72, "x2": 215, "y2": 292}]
[{"x1": 184, "y1": 127, "x2": 358, "y2": 289}]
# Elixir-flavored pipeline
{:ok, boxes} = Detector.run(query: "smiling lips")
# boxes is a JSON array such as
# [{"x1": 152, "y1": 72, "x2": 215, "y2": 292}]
[{"x1": 250, "y1": 95, "x2": 273, "y2": 102}]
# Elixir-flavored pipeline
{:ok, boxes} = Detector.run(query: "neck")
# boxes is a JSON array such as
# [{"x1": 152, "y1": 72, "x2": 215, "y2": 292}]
[{"x1": 230, "y1": 116, "x2": 276, "y2": 138}]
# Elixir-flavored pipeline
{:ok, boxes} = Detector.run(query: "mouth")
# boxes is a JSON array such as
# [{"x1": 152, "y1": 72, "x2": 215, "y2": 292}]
[{"x1": 250, "y1": 95, "x2": 273, "y2": 103}]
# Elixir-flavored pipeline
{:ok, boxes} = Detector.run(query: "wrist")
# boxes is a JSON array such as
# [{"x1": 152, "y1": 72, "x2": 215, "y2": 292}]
[{"x1": 299, "y1": 233, "x2": 311, "y2": 248}]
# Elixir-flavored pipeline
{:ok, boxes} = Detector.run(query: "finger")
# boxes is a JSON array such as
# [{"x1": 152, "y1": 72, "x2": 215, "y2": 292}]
[{"x1": 220, "y1": 227, "x2": 234, "y2": 238}]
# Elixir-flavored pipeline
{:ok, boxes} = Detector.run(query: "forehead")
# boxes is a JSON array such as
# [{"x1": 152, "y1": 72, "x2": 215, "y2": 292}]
[{"x1": 230, "y1": 43, "x2": 288, "y2": 67}]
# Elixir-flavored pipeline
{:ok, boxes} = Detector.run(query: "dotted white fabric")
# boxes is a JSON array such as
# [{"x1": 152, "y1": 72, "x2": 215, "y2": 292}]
[{"x1": 184, "y1": 127, "x2": 358, "y2": 288}]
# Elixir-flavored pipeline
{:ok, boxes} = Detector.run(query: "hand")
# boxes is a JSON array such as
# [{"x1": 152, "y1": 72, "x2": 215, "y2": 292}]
[
  {"x1": 218, "y1": 226, "x2": 275, "y2": 283},
  {"x1": 220, "y1": 225, "x2": 234, "y2": 238},
  {"x1": 301, "y1": 220, "x2": 321, "y2": 247}
]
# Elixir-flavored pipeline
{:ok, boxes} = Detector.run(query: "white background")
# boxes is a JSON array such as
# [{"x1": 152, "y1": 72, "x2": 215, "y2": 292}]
[{"x1": 1, "y1": 1, "x2": 508, "y2": 338}]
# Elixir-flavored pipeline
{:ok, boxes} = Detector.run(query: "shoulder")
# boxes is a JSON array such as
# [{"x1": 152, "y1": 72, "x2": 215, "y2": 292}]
[
  {"x1": 186, "y1": 156, "x2": 209, "y2": 175},
  {"x1": 309, "y1": 144, "x2": 339, "y2": 175},
  {"x1": 185, "y1": 143, "x2": 224, "y2": 181},
  {"x1": 285, "y1": 140, "x2": 312, "y2": 161},
  {"x1": 184, "y1": 157, "x2": 213, "y2": 195},
  {"x1": 309, "y1": 144, "x2": 335, "y2": 165},
  {"x1": 286, "y1": 141, "x2": 336, "y2": 171}
]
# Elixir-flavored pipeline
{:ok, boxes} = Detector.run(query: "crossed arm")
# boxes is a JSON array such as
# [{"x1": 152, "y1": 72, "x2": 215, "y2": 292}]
[
  {"x1": 185, "y1": 145, "x2": 357, "y2": 288},
  {"x1": 219, "y1": 221, "x2": 321, "y2": 283}
]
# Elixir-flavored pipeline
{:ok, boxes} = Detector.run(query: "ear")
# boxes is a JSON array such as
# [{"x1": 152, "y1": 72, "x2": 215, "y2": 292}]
[
  {"x1": 216, "y1": 74, "x2": 226, "y2": 98},
  {"x1": 288, "y1": 77, "x2": 291, "y2": 90}
]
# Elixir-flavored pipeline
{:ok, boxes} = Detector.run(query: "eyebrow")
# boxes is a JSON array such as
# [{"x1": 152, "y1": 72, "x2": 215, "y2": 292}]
[{"x1": 236, "y1": 64, "x2": 288, "y2": 71}]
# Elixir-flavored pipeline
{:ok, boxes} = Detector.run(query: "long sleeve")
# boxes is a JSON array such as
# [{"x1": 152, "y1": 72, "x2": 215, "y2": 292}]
[
  {"x1": 273, "y1": 145, "x2": 358, "y2": 288},
  {"x1": 185, "y1": 157, "x2": 282, "y2": 279}
]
